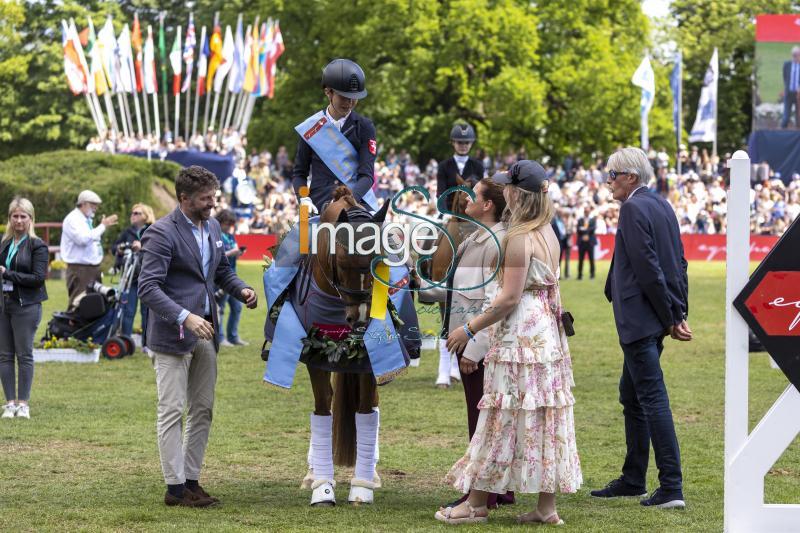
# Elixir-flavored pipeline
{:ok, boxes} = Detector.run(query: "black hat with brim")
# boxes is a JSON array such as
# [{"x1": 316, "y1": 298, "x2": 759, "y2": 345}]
[{"x1": 491, "y1": 160, "x2": 549, "y2": 193}]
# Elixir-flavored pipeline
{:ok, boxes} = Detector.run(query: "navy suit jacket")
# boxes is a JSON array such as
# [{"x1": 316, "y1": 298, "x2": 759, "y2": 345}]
[
  {"x1": 783, "y1": 61, "x2": 800, "y2": 93},
  {"x1": 291, "y1": 110, "x2": 377, "y2": 211},
  {"x1": 138, "y1": 207, "x2": 249, "y2": 355},
  {"x1": 604, "y1": 188, "x2": 689, "y2": 344}
]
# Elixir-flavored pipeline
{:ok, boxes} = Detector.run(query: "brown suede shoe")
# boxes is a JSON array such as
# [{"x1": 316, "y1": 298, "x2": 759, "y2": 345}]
[
  {"x1": 164, "y1": 490, "x2": 216, "y2": 508},
  {"x1": 186, "y1": 485, "x2": 220, "y2": 504}
]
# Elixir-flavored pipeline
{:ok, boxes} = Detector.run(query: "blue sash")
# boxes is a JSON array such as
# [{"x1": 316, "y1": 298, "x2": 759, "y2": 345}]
[{"x1": 294, "y1": 111, "x2": 379, "y2": 211}]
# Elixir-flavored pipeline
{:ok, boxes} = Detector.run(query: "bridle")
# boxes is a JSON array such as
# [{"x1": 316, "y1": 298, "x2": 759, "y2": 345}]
[{"x1": 298, "y1": 205, "x2": 376, "y2": 306}]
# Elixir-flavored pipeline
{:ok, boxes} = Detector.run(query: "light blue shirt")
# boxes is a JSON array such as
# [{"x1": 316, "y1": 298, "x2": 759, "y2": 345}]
[
  {"x1": 792, "y1": 62, "x2": 800, "y2": 92},
  {"x1": 176, "y1": 210, "x2": 212, "y2": 325}
]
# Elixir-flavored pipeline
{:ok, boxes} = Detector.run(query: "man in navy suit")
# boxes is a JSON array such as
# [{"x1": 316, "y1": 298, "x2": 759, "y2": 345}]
[
  {"x1": 780, "y1": 46, "x2": 800, "y2": 129},
  {"x1": 590, "y1": 147, "x2": 692, "y2": 509}
]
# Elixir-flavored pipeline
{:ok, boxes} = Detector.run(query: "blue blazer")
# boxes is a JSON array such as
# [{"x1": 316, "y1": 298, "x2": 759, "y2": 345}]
[
  {"x1": 604, "y1": 187, "x2": 689, "y2": 344},
  {"x1": 291, "y1": 110, "x2": 377, "y2": 211}
]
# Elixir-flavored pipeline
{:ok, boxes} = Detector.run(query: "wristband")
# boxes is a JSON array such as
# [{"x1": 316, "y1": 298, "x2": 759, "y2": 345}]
[{"x1": 463, "y1": 323, "x2": 476, "y2": 342}]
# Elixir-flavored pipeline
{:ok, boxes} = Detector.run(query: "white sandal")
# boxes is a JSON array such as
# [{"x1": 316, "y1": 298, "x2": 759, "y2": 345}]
[
  {"x1": 434, "y1": 502, "x2": 489, "y2": 524},
  {"x1": 517, "y1": 510, "x2": 565, "y2": 526}
]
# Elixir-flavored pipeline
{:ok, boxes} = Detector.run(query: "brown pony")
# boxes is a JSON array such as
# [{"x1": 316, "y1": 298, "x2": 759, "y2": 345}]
[{"x1": 307, "y1": 186, "x2": 389, "y2": 468}]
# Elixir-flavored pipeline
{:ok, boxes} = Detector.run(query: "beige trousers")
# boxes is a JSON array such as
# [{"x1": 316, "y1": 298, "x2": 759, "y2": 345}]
[{"x1": 154, "y1": 339, "x2": 217, "y2": 484}]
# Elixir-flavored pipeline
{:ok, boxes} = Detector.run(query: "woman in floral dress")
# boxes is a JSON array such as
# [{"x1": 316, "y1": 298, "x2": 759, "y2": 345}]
[{"x1": 435, "y1": 160, "x2": 582, "y2": 525}]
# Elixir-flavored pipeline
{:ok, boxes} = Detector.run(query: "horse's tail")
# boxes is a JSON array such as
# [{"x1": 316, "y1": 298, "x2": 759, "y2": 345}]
[{"x1": 332, "y1": 372, "x2": 359, "y2": 467}]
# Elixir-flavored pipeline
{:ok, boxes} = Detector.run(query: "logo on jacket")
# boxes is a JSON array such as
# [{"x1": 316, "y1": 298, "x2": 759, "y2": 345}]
[{"x1": 368, "y1": 139, "x2": 377, "y2": 155}]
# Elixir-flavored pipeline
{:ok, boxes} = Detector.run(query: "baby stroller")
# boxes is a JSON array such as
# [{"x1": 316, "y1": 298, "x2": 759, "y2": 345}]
[{"x1": 43, "y1": 249, "x2": 140, "y2": 359}]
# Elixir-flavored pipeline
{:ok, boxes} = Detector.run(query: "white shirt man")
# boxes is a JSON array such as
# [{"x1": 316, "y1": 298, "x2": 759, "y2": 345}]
[{"x1": 60, "y1": 190, "x2": 117, "y2": 310}]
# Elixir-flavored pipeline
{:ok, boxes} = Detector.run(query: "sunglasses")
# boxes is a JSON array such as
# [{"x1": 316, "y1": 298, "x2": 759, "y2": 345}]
[
  {"x1": 608, "y1": 170, "x2": 634, "y2": 181},
  {"x1": 131, "y1": 211, "x2": 143, "y2": 215}
]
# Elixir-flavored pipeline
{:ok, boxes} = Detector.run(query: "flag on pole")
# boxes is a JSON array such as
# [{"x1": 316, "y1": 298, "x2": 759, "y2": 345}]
[
  {"x1": 213, "y1": 26, "x2": 234, "y2": 93},
  {"x1": 69, "y1": 19, "x2": 93, "y2": 94},
  {"x1": 97, "y1": 16, "x2": 116, "y2": 91},
  {"x1": 132, "y1": 14, "x2": 144, "y2": 92},
  {"x1": 670, "y1": 50, "x2": 682, "y2": 152},
  {"x1": 266, "y1": 21, "x2": 284, "y2": 99},
  {"x1": 117, "y1": 25, "x2": 135, "y2": 93},
  {"x1": 689, "y1": 48, "x2": 718, "y2": 143},
  {"x1": 206, "y1": 22, "x2": 223, "y2": 93},
  {"x1": 158, "y1": 15, "x2": 169, "y2": 97},
  {"x1": 243, "y1": 20, "x2": 259, "y2": 93},
  {"x1": 144, "y1": 25, "x2": 157, "y2": 94},
  {"x1": 255, "y1": 22, "x2": 269, "y2": 97},
  {"x1": 631, "y1": 56, "x2": 655, "y2": 151},
  {"x1": 86, "y1": 18, "x2": 107, "y2": 96},
  {"x1": 230, "y1": 15, "x2": 245, "y2": 94},
  {"x1": 170, "y1": 27, "x2": 183, "y2": 96},
  {"x1": 61, "y1": 20, "x2": 87, "y2": 95},
  {"x1": 196, "y1": 31, "x2": 209, "y2": 97},
  {"x1": 181, "y1": 14, "x2": 196, "y2": 93}
]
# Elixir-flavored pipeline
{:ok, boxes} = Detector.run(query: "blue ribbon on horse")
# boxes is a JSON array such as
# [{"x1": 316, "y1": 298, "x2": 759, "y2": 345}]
[{"x1": 294, "y1": 111, "x2": 380, "y2": 212}]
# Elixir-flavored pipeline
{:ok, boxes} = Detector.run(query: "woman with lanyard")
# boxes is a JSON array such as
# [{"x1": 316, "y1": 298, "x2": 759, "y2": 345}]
[
  {"x1": 112, "y1": 204, "x2": 155, "y2": 342},
  {"x1": 0, "y1": 198, "x2": 48, "y2": 420}
]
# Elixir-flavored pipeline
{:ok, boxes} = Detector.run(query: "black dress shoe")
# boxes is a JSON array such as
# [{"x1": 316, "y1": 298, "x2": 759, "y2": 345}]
[
  {"x1": 590, "y1": 477, "x2": 647, "y2": 498},
  {"x1": 640, "y1": 488, "x2": 685, "y2": 509},
  {"x1": 186, "y1": 485, "x2": 220, "y2": 504},
  {"x1": 164, "y1": 490, "x2": 215, "y2": 507}
]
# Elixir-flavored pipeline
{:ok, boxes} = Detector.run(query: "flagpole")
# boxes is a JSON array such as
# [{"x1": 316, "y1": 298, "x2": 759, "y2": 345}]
[
  {"x1": 103, "y1": 91, "x2": 119, "y2": 138},
  {"x1": 116, "y1": 93, "x2": 129, "y2": 138},
  {"x1": 185, "y1": 72, "x2": 192, "y2": 141},
  {"x1": 142, "y1": 83, "x2": 151, "y2": 138},
  {"x1": 153, "y1": 90, "x2": 160, "y2": 142},
  {"x1": 131, "y1": 85, "x2": 143, "y2": 137},
  {"x1": 91, "y1": 91, "x2": 107, "y2": 135},
  {"x1": 159, "y1": 13, "x2": 170, "y2": 140},
  {"x1": 218, "y1": 81, "x2": 230, "y2": 138},
  {"x1": 192, "y1": 25, "x2": 206, "y2": 138},
  {"x1": 240, "y1": 94, "x2": 256, "y2": 134},
  {"x1": 84, "y1": 93, "x2": 103, "y2": 136},
  {"x1": 712, "y1": 47, "x2": 718, "y2": 160},
  {"x1": 122, "y1": 93, "x2": 135, "y2": 137},
  {"x1": 210, "y1": 91, "x2": 221, "y2": 131}
]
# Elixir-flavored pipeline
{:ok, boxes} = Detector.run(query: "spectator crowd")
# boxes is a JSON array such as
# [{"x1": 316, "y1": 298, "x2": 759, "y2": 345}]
[{"x1": 88, "y1": 134, "x2": 800, "y2": 238}]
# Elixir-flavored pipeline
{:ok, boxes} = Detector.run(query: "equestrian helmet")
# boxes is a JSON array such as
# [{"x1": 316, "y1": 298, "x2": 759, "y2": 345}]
[
  {"x1": 450, "y1": 123, "x2": 476, "y2": 142},
  {"x1": 322, "y1": 59, "x2": 367, "y2": 99}
]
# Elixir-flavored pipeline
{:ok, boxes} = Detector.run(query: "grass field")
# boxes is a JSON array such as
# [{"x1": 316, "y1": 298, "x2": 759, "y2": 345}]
[{"x1": 1, "y1": 261, "x2": 797, "y2": 532}]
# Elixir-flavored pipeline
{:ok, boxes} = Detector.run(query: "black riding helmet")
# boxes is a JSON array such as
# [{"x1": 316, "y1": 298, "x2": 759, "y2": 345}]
[
  {"x1": 321, "y1": 58, "x2": 367, "y2": 100},
  {"x1": 450, "y1": 123, "x2": 476, "y2": 142}
]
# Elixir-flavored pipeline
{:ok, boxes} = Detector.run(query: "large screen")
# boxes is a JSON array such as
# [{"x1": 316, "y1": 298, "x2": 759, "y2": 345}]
[{"x1": 754, "y1": 14, "x2": 800, "y2": 130}]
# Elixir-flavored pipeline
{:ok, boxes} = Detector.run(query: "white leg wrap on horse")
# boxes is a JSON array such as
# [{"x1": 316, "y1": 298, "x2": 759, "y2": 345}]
[
  {"x1": 310, "y1": 413, "x2": 334, "y2": 481},
  {"x1": 373, "y1": 407, "x2": 381, "y2": 488},
  {"x1": 436, "y1": 341, "x2": 452, "y2": 385},
  {"x1": 354, "y1": 410, "x2": 379, "y2": 482}
]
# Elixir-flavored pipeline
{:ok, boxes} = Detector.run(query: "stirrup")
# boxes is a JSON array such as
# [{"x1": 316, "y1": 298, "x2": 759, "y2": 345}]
[
  {"x1": 348, "y1": 478, "x2": 375, "y2": 505},
  {"x1": 310, "y1": 479, "x2": 336, "y2": 506}
]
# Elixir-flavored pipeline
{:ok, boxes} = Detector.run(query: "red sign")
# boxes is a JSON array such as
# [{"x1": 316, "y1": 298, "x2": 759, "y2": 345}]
[
  {"x1": 744, "y1": 272, "x2": 800, "y2": 336},
  {"x1": 572, "y1": 234, "x2": 779, "y2": 262},
  {"x1": 755, "y1": 14, "x2": 800, "y2": 42}
]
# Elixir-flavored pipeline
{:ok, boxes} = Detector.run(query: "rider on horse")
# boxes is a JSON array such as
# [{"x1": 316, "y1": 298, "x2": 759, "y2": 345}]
[
  {"x1": 263, "y1": 59, "x2": 420, "y2": 508},
  {"x1": 292, "y1": 58, "x2": 377, "y2": 214}
]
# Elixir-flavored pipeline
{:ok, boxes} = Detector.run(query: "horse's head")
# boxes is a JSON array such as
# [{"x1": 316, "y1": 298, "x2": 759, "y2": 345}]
[{"x1": 316, "y1": 186, "x2": 390, "y2": 329}]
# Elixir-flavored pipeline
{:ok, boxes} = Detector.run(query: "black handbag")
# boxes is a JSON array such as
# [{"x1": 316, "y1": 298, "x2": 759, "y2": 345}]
[{"x1": 561, "y1": 311, "x2": 575, "y2": 337}]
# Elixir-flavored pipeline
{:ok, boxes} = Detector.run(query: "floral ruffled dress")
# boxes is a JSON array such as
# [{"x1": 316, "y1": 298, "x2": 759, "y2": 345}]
[{"x1": 446, "y1": 233, "x2": 582, "y2": 494}]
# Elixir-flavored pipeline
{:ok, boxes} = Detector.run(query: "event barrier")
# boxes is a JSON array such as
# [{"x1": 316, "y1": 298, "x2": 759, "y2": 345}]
[{"x1": 236, "y1": 233, "x2": 779, "y2": 262}]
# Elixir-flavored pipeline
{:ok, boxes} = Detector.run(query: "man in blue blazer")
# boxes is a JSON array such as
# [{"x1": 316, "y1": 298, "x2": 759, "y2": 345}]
[
  {"x1": 780, "y1": 46, "x2": 800, "y2": 129},
  {"x1": 139, "y1": 166, "x2": 258, "y2": 508},
  {"x1": 590, "y1": 147, "x2": 692, "y2": 509}
]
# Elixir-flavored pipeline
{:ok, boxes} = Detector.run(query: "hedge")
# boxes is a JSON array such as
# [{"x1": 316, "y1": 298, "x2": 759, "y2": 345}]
[{"x1": 0, "y1": 150, "x2": 180, "y2": 245}]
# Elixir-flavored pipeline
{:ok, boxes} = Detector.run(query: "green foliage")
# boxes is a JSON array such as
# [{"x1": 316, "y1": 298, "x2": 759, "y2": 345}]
[
  {"x1": 670, "y1": 0, "x2": 800, "y2": 154},
  {"x1": 0, "y1": 150, "x2": 180, "y2": 243}
]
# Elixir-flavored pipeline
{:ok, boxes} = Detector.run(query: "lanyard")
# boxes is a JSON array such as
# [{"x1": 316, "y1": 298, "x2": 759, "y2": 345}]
[{"x1": 5, "y1": 236, "x2": 27, "y2": 270}]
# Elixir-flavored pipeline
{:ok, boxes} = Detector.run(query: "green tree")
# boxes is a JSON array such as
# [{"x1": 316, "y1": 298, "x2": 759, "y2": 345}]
[{"x1": 670, "y1": 0, "x2": 800, "y2": 155}]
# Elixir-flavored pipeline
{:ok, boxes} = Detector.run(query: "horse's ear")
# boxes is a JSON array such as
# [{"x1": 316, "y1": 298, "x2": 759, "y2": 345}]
[
  {"x1": 337, "y1": 208, "x2": 350, "y2": 223},
  {"x1": 372, "y1": 201, "x2": 390, "y2": 224}
]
